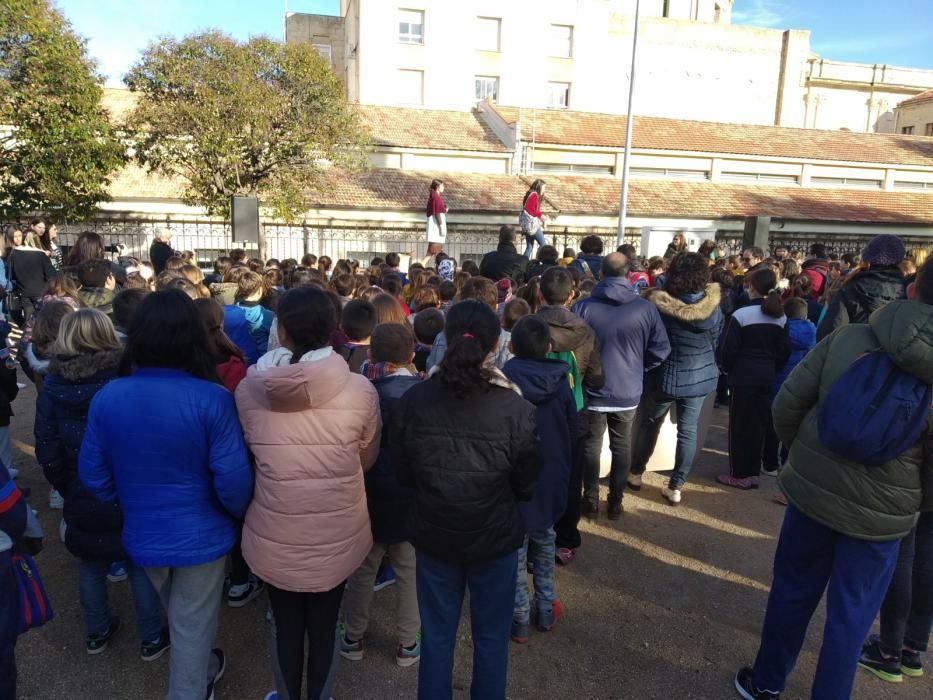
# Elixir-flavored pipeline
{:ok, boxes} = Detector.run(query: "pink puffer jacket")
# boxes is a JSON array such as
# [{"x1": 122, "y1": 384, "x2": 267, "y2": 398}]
[{"x1": 236, "y1": 350, "x2": 380, "y2": 592}]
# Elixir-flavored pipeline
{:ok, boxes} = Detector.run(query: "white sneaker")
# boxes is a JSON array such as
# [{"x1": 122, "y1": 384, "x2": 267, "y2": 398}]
[
  {"x1": 59, "y1": 518, "x2": 67, "y2": 543},
  {"x1": 662, "y1": 486, "x2": 682, "y2": 505},
  {"x1": 626, "y1": 474, "x2": 642, "y2": 490},
  {"x1": 49, "y1": 489, "x2": 64, "y2": 509},
  {"x1": 7, "y1": 467, "x2": 18, "y2": 479}
]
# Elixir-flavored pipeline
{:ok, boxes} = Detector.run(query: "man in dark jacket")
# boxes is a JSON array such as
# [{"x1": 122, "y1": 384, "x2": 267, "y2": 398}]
[
  {"x1": 536, "y1": 267, "x2": 603, "y2": 562},
  {"x1": 573, "y1": 253, "x2": 671, "y2": 520},
  {"x1": 817, "y1": 234, "x2": 907, "y2": 341},
  {"x1": 149, "y1": 230, "x2": 176, "y2": 274},
  {"x1": 480, "y1": 225, "x2": 528, "y2": 282},
  {"x1": 569, "y1": 235, "x2": 606, "y2": 279}
]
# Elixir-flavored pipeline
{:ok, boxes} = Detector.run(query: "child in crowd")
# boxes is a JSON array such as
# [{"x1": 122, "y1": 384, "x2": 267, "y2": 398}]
[
  {"x1": 236, "y1": 287, "x2": 380, "y2": 700},
  {"x1": 716, "y1": 267, "x2": 790, "y2": 490},
  {"x1": 502, "y1": 316, "x2": 576, "y2": 642},
  {"x1": 379, "y1": 273, "x2": 410, "y2": 318},
  {"x1": 413, "y1": 308, "x2": 444, "y2": 373},
  {"x1": 371, "y1": 293, "x2": 408, "y2": 326},
  {"x1": 338, "y1": 300, "x2": 377, "y2": 373},
  {"x1": 0, "y1": 465, "x2": 28, "y2": 699},
  {"x1": 112, "y1": 288, "x2": 149, "y2": 343},
  {"x1": 438, "y1": 280, "x2": 456, "y2": 314},
  {"x1": 341, "y1": 323, "x2": 422, "y2": 667},
  {"x1": 390, "y1": 300, "x2": 540, "y2": 699},
  {"x1": 76, "y1": 259, "x2": 117, "y2": 317},
  {"x1": 493, "y1": 297, "x2": 530, "y2": 369},
  {"x1": 427, "y1": 277, "x2": 509, "y2": 371},
  {"x1": 0, "y1": 320, "x2": 18, "y2": 482},
  {"x1": 35, "y1": 309, "x2": 167, "y2": 659},
  {"x1": 195, "y1": 299, "x2": 247, "y2": 393},
  {"x1": 235, "y1": 271, "x2": 275, "y2": 356}
]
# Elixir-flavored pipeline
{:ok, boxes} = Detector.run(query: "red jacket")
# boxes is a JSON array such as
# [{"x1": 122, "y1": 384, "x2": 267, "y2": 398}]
[
  {"x1": 523, "y1": 192, "x2": 542, "y2": 219},
  {"x1": 217, "y1": 356, "x2": 247, "y2": 392}
]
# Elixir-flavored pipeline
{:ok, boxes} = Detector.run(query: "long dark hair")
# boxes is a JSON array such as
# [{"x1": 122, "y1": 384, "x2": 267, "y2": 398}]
[
  {"x1": 66, "y1": 231, "x2": 105, "y2": 267},
  {"x1": 276, "y1": 287, "x2": 337, "y2": 364},
  {"x1": 438, "y1": 300, "x2": 501, "y2": 398},
  {"x1": 522, "y1": 178, "x2": 545, "y2": 206},
  {"x1": 194, "y1": 298, "x2": 245, "y2": 364},
  {"x1": 120, "y1": 289, "x2": 220, "y2": 382},
  {"x1": 664, "y1": 252, "x2": 711, "y2": 298},
  {"x1": 430, "y1": 178, "x2": 444, "y2": 191},
  {"x1": 745, "y1": 268, "x2": 783, "y2": 318}
]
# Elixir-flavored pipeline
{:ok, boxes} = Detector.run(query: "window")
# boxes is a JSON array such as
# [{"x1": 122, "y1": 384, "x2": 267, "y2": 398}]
[
  {"x1": 399, "y1": 9, "x2": 424, "y2": 44},
  {"x1": 312, "y1": 44, "x2": 333, "y2": 67},
  {"x1": 901, "y1": 126, "x2": 915, "y2": 134},
  {"x1": 534, "y1": 163, "x2": 615, "y2": 175},
  {"x1": 475, "y1": 76, "x2": 499, "y2": 103},
  {"x1": 811, "y1": 176, "x2": 883, "y2": 189},
  {"x1": 631, "y1": 167, "x2": 709, "y2": 181},
  {"x1": 722, "y1": 172, "x2": 799, "y2": 185},
  {"x1": 894, "y1": 181, "x2": 933, "y2": 191},
  {"x1": 547, "y1": 81, "x2": 570, "y2": 108},
  {"x1": 550, "y1": 24, "x2": 573, "y2": 58},
  {"x1": 476, "y1": 17, "x2": 501, "y2": 51},
  {"x1": 926, "y1": 123, "x2": 933, "y2": 136},
  {"x1": 396, "y1": 69, "x2": 424, "y2": 104}
]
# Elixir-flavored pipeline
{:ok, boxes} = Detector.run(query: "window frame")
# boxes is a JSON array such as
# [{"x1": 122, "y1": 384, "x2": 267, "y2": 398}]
[
  {"x1": 396, "y1": 68, "x2": 425, "y2": 105},
  {"x1": 925, "y1": 123, "x2": 933, "y2": 137},
  {"x1": 398, "y1": 8, "x2": 425, "y2": 45},
  {"x1": 474, "y1": 75, "x2": 500, "y2": 103},
  {"x1": 547, "y1": 81, "x2": 571, "y2": 109},
  {"x1": 901, "y1": 125, "x2": 915, "y2": 135},
  {"x1": 476, "y1": 16, "x2": 502, "y2": 52},
  {"x1": 549, "y1": 24, "x2": 574, "y2": 59},
  {"x1": 312, "y1": 44, "x2": 333, "y2": 67}
]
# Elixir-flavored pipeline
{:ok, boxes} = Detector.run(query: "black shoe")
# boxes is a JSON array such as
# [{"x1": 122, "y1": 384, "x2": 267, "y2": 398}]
[
  {"x1": 734, "y1": 667, "x2": 780, "y2": 699},
  {"x1": 581, "y1": 499, "x2": 599, "y2": 519},
  {"x1": 607, "y1": 501, "x2": 622, "y2": 520},
  {"x1": 858, "y1": 637, "x2": 903, "y2": 683},
  {"x1": 902, "y1": 648, "x2": 924, "y2": 678},
  {"x1": 141, "y1": 626, "x2": 171, "y2": 662},
  {"x1": 86, "y1": 616, "x2": 120, "y2": 655},
  {"x1": 205, "y1": 648, "x2": 226, "y2": 700}
]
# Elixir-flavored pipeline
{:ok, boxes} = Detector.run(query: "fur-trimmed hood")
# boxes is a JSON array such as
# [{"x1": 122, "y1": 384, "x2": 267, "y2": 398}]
[
  {"x1": 645, "y1": 283, "x2": 721, "y2": 323},
  {"x1": 49, "y1": 349, "x2": 123, "y2": 382}
]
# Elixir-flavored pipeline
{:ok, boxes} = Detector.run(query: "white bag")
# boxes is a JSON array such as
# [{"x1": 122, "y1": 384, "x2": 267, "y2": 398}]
[{"x1": 426, "y1": 213, "x2": 447, "y2": 243}]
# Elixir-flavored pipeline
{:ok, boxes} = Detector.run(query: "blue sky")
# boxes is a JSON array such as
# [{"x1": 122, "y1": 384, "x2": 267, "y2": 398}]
[{"x1": 58, "y1": 0, "x2": 933, "y2": 87}]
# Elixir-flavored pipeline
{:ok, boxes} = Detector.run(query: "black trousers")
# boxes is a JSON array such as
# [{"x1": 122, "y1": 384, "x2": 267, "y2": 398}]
[
  {"x1": 728, "y1": 384, "x2": 773, "y2": 479},
  {"x1": 268, "y1": 582, "x2": 345, "y2": 700},
  {"x1": 555, "y1": 410, "x2": 588, "y2": 550}
]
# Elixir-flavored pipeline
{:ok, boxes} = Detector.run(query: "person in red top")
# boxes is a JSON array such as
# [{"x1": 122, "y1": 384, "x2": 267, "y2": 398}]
[
  {"x1": 521, "y1": 179, "x2": 548, "y2": 258},
  {"x1": 425, "y1": 179, "x2": 448, "y2": 258}
]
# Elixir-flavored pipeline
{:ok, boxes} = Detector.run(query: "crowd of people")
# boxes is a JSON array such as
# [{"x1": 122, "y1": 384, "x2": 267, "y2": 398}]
[{"x1": 0, "y1": 217, "x2": 930, "y2": 700}]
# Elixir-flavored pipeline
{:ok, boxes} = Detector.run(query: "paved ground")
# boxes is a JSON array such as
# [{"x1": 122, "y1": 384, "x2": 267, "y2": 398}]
[{"x1": 9, "y1": 381, "x2": 931, "y2": 699}]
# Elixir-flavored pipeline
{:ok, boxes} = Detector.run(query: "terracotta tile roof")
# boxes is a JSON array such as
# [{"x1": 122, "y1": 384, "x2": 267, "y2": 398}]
[
  {"x1": 898, "y1": 89, "x2": 933, "y2": 108},
  {"x1": 358, "y1": 105, "x2": 510, "y2": 153},
  {"x1": 309, "y1": 169, "x2": 933, "y2": 225},
  {"x1": 492, "y1": 105, "x2": 933, "y2": 167}
]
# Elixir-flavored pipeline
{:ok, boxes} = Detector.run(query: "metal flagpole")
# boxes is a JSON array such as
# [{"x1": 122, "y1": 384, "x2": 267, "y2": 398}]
[{"x1": 616, "y1": 0, "x2": 641, "y2": 247}]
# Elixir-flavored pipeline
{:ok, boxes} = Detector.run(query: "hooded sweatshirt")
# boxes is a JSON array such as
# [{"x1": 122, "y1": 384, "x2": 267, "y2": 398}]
[
  {"x1": 572, "y1": 276, "x2": 671, "y2": 409},
  {"x1": 502, "y1": 358, "x2": 577, "y2": 531},
  {"x1": 535, "y1": 305, "x2": 604, "y2": 401}
]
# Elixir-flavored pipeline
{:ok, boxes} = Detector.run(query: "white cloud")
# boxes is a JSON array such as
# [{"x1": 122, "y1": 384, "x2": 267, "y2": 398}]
[{"x1": 733, "y1": 0, "x2": 787, "y2": 28}]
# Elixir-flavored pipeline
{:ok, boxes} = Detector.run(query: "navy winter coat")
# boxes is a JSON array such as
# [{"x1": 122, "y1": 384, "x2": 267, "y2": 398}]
[
  {"x1": 716, "y1": 300, "x2": 791, "y2": 387},
  {"x1": 79, "y1": 368, "x2": 254, "y2": 568},
  {"x1": 771, "y1": 317, "x2": 816, "y2": 396},
  {"x1": 367, "y1": 373, "x2": 421, "y2": 544},
  {"x1": 643, "y1": 284, "x2": 723, "y2": 398},
  {"x1": 573, "y1": 276, "x2": 671, "y2": 409},
  {"x1": 35, "y1": 350, "x2": 127, "y2": 561},
  {"x1": 223, "y1": 305, "x2": 260, "y2": 366},
  {"x1": 569, "y1": 254, "x2": 604, "y2": 279},
  {"x1": 502, "y1": 358, "x2": 577, "y2": 531}
]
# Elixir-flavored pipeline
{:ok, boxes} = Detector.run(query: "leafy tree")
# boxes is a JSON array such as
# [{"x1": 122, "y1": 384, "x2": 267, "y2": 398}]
[
  {"x1": 0, "y1": 0, "x2": 125, "y2": 219},
  {"x1": 124, "y1": 31, "x2": 370, "y2": 227}
]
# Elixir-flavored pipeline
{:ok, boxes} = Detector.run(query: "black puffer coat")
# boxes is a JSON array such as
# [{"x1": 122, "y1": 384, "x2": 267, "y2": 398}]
[
  {"x1": 390, "y1": 372, "x2": 540, "y2": 563},
  {"x1": 479, "y1": 243, "x2": 528, "y2": 282},
  {"x1": 34, "y1": 349, "x2": 126, "y2": 561},
  {"x1": 816, "y1": 266, "x2": 907, "y2": 341}
]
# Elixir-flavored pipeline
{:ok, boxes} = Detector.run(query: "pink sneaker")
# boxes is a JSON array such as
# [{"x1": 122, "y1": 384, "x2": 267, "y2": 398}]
[
  {"x1": 716, "y1": 474, "x2": 760, "y2": 490},
  {"x1": 555, "y1": 547, "x2": 576, "y2": 566}
]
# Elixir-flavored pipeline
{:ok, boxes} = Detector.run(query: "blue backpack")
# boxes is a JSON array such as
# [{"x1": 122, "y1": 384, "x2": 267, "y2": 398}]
[{"x1": 817, "y1": 351, "x2": 932, "y2": 466}]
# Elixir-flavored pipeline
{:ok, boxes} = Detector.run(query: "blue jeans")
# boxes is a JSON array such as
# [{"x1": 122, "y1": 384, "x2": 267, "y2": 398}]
[
  {"x1": 583, "y1": 409, "x2": 637, "y2": 505},
  {"x1": 514, "y1": 528, "x2": 556, "y2": 625},
  {"x1": 80, "y1": 559, "x2": 162, "y2": 642},
  {"x1": 416, "y1": 548, "x2": 517, "y2": 700},
  {"x1": 631, "y1": 392, "x2": 706, "y2": 488},
  {"x1": 523, "y1": 229, "x2": 546, "y2": 258},
  {"x1": 751, "y1": 505, "x2": 899, "y2": 699},
  {"x1": 880, "y1": 511, "x2": 933, "y2": 654}
]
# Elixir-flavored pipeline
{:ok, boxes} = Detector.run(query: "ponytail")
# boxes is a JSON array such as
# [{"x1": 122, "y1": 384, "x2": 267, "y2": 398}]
[
  {"x1": 746, "y1": 268, "x2": 783, "y2": 318},
  {"x1": 762, "y1": 289, "x2": 784, "y2": 318},
  {"x1": 275, "y1": 287, "x2": 337, "y2": 364},
  {"x1": 438, "y1": 300, "x2": 501, "y2": 398}
]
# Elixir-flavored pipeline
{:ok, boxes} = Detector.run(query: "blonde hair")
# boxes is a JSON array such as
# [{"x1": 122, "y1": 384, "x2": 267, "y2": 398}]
[
  {"x1": 52, "y1": 308, "x2": 122, "y2": 357},
  {"x1": 909, "y1": 248, "x2": 929, "y2": 267},
  {"x1": 24, "y1": 231, "x2": 43, "y2": 248}
]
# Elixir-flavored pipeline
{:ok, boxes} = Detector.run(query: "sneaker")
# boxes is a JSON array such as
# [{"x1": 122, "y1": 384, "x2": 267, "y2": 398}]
[
  {"x1": 86, "y1": 616, "x2": 120, "y2": 655},
  {"x1": 734, "y1": 666, "x2": 780, "y2": 699},
  {"x1": 141, "y1": 627, "x2": 171, "y2": 662},
  {"x1": 761, "y1": 468, "x2": 779, "y2": 477},
  {"x1": 396, "y1": 634, "x2": 421, "y2": 668},
  {"x1": 59, "y1": 517, "x2": 67, "y2": 543},
  {"x1": 7, "y1": 467, "x2": 18, "y2": 480},
  {"x1": 717, "y1": 474, "x2": 760, "y2": 490},
  {"x1": 581, "y1": 499, "x2": 599, "y2": 519},
  {"x1": 536, "y1": 600, "x2": 564, "y2": 632},
  {"x1": 662, "y1": 485, "x2": 682, "y2": 505},
  {"x1": 510, "y1": 619, "x2": 529, "y2": 644},
  {"x1": 263, "y1": 693, "x2": 279, "y2": 700},
  {"x1": 227, "y1": 576, "x2": 265, "y2": 608},
  {"x1": 374, "y1": 562, "x2": 396, "y2": 592},
  {"x1": 858, "y1": 637, "x2": 903, "y2": 683},
  {"x1": 627, "y1": 473, "x2": 643, "y2": 491},
  {"x1": 607, "y1": 501, "x2": 622, "y2": 520},
  {"x1": 555, "y1": 547, "x2": 576, "y2": 566},
  {"x1": 107, "y1": 563, "x2": 128, "y2": 583},
  {"x1": 205, "y1": 648, "x2": 225, "y2": 700},
  {"x1": 338, "y1": 625, "x2": 364, "y2": 661},
  {"x1": 901, "y1": 649, "x2": 924, "y2": 678},
  {"x1": 49, "y1": 488, "x2": 64, "y2": 509}
]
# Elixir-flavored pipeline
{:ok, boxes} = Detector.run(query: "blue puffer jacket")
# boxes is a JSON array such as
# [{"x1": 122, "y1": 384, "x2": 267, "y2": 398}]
[
  {"x1": 79, "y1": 368, "x2": 254, "y2": 568},
  {"x1": 35, "y1": 349, "x2": 127, "y2": 562},
  {"x1": 502, "y1": 358, "x2": 577, "y2": 531},
  {"x1": 224, "y1": 305, "x2": 260, "y2": 366},
  {"x1": 573, "y1": 276, "x2": 671, "y2": 409},
  {"x1": 771, "y1": 317, "x2": 816, "y2": 397},
  {"x1": 367, "y1": 373, "x2": 421, "y2": 544},
  {"x1": 643, "y1": 284, "x2": 723, "y2": 398}
]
